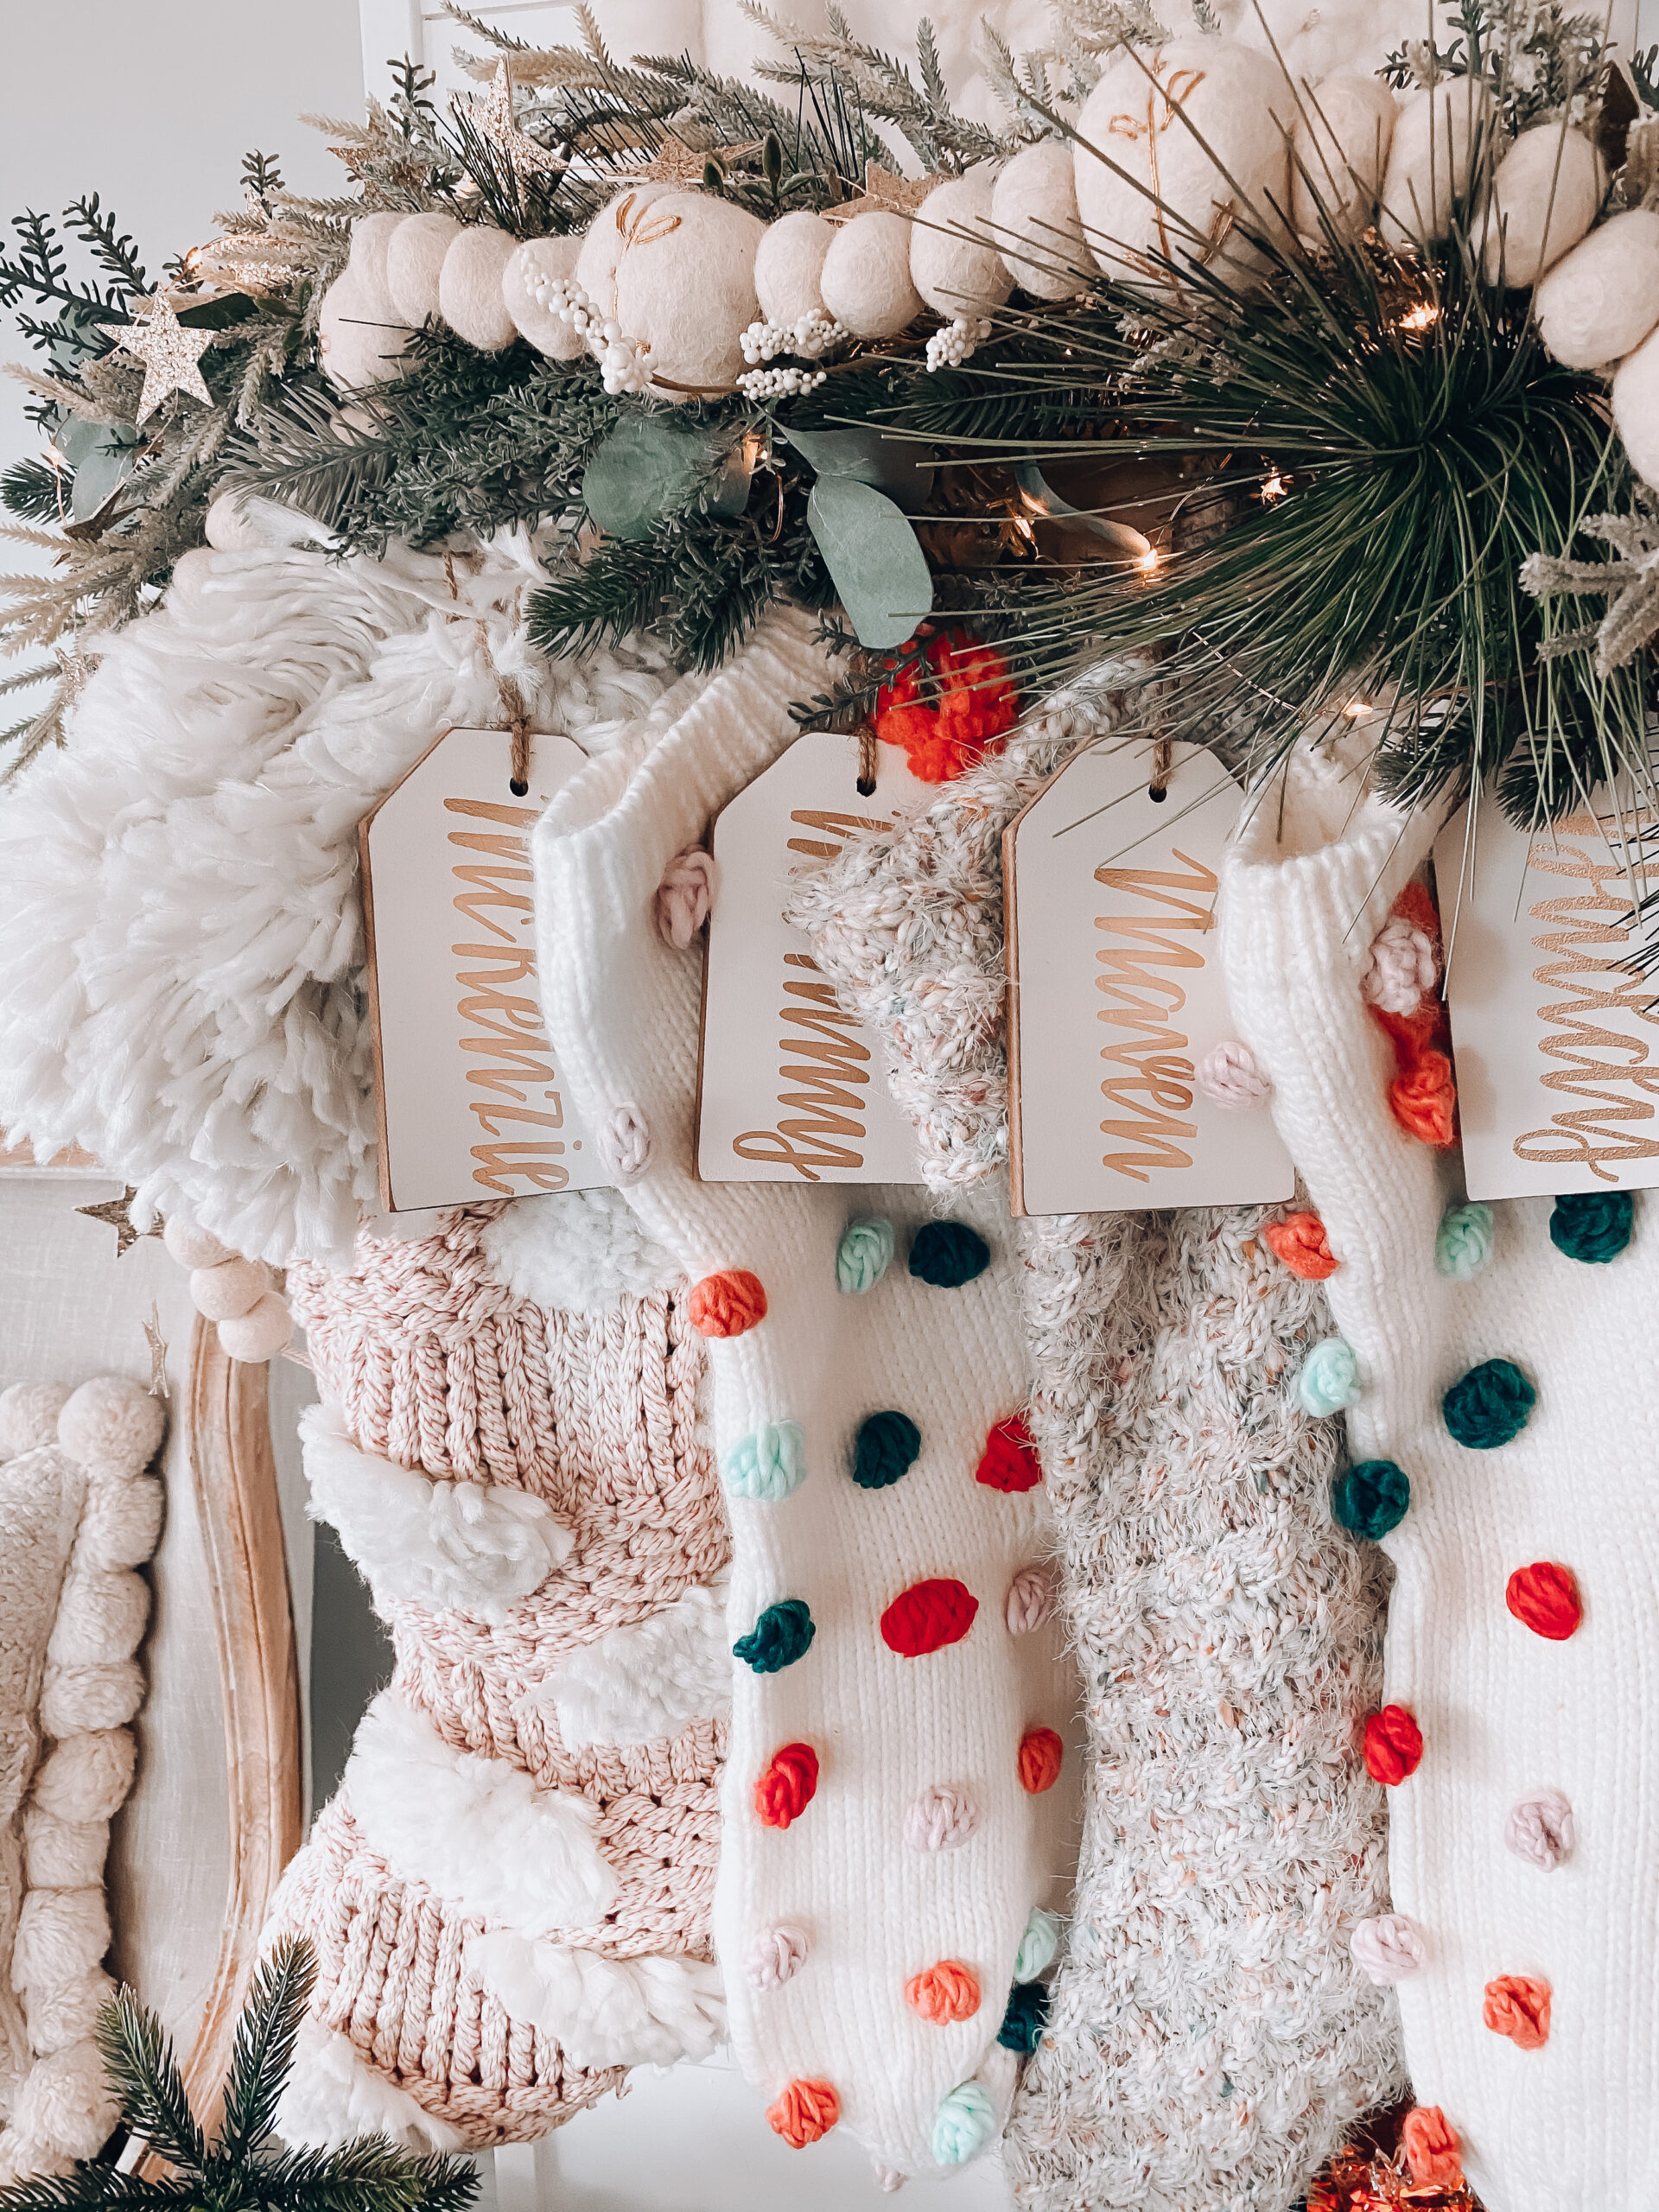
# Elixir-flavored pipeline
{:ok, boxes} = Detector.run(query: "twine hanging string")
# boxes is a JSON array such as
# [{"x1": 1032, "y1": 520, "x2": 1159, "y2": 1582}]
[
  {"x1": 442, "y1": 550, "x2": 535, "y2": 793},
  {"x1": 857, "y1": 721, "x2": 879, "y2": 797}
]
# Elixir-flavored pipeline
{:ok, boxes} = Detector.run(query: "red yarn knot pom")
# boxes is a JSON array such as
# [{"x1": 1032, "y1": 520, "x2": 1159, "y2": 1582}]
[
  {"x1": 1018, "y1": 1726, "x2": 1065, "y2": 1794},
  {"x1": 1363, "y1": 1704, "x2": 1424, "y2": 1785},
  {"x1": 766, "y1": 2079, "x2": 840, "y2": 2147},
  {"x1": 1506, "y1": 1560, "x2": 1582, "y2": 1641},
  {"x1": 906, "y1": 1961, "x2": 982, "y2": 2024},
  {"x1": 1263, "y1": 1212, "x2": 1338, "y2": 1280},
  {"x1": 755, "y1": 1742, "x2": 820, "y2": 1829},
  {"x1": 881, "y1": 1577, "x2": 980, "y2": 1657},
  {"x1": 1402, "y1": 2107, "x2": 1464, "y2": 2190},
  {"x1": 1484, "y1": 1974, "x2": 1551, "y2": 2050},
  {"x1": 977, "y1": 1414, "x2": 1043, "y2": 1494},
  {"x1": 874, "y1": 629, "x2": 1018, "y2": 785},
  {"x1": 689, "y1": 1268, "x2": 769, "y2": 1339}
]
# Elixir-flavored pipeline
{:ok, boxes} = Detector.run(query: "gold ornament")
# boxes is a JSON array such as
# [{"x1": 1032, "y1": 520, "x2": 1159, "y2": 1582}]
[
  {"x1": 53, "y1": 643, "x2": 97, "y2": 707},
  {"x1": 467, "y1": 60, "x2": 567, "y2": 184},
  {"x1": 826, "y1": 161, "x2": 935, "y2": 222},
  {"x1": 75, "y1": 1186, "x2": 162, "y2": 1259},
  {"x1": 623, "y1": 137, "x2": 724, "y2": 186},
  {"x1": 116, "y1": 296, "x2": 213, "y2": 424},
  {"x1": 143, "y1": 1300, "x2": 170, "y2": 1399}
]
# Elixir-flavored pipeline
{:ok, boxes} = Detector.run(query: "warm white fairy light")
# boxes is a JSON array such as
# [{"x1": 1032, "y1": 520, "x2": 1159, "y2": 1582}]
[
  {"x1": 1262, "y1": 470, "x2": 1287, "y2": 501},
  {"x1": 1137, "y1": 546, "x2": 1160, "y2": 573}
]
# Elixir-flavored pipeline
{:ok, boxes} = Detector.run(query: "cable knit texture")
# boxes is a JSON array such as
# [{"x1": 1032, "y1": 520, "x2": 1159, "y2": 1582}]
[
  {"x1": 532, "y1": 609, "x2": 1077, "y2": 2179},
  {"x1": 787, "y1": 700, "x2": 1403, "y2": 2211},
  {"x1": 271, "y1": 1198, "x2": 730, "y2": 2147},
  {"x1": 1220, "y1": 747, "x2": 1659, "y2": 2212}
]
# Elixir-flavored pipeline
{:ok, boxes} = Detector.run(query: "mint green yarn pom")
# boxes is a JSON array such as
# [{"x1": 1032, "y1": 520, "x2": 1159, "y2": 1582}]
[
  {"x1": 836, "y1": 1215, "x2": 894, "y2": 1294},
  {"x1": 722, "y1": 1421, "x2": 806, "y2": 1501},
  {"x1": 932, "y1": 2081, "x2": 997, "y2": 2166},
  {"x1": 1014, "y1": 1906, "x2": 1060, "y2": 1981},
  {"x1": 1297, "y1": 1338, "x2": 1360, "y2": 1417},
  {"x1": 1436, "y1": 1201, "x2": 1494, "y2": 1280}
]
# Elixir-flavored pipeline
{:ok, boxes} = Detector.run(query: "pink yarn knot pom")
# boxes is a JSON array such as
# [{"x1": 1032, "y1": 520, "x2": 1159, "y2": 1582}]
[
  {"x1": 1005, "y1": 1562, "x2": 1058, "y2": 1635},
  {"x1": 655, "y1": 846, "x2": 717, "y2": 949},
  {"x1": 1505, "y1": 1789, "x2": 1573, "y2": 1870},
  {"x1": 745, "y1": 1923, "x2": 810, "y2": 1989},
  {"x1": 872, "y1": 2161, "x2": 907, "y2": 2192},
  {"x1": 1194, "y1": 1039, "x2": 1271, "y2": 1109},
  {"x1": 904, "y1": 1784, "x2": 979, "y2": 1852},
  {"x1": 1349, "y1": 1912, "x2": 1425, "y2": 1984},
  {"x1": 1362, "y1": 913, "x2": 1439, "y2": 1014},
  {"x1": 597, "y1": 1103, "x2": 652, "y2": 1184}
]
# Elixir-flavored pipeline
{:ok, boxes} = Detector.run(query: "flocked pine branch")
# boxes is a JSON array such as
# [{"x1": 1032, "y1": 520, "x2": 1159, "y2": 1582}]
[
  {"x1": 1522, "y1": 498, "x2": 1659, "y2": 676},
  {"x1": 743, "y1": 1, "x2": 1009, "y2": 168}
]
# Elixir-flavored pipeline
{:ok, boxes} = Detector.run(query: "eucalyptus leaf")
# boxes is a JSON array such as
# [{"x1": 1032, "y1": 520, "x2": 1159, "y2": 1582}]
[
  {"x1": 68, "y1": 435, "x2": 135, "y2": 521},
  {"x1": 783, "y1": 424, "x2": 935, "y2": 505},
  {"x1": 582, "y1": 414, "x2": 715, "y2": 542},
  {"x1": 176, "y1": 292, "x2": 258, "y2": 330},
  {"x1": 806, "y1": 474, "x2": 931, "y2": 649}
]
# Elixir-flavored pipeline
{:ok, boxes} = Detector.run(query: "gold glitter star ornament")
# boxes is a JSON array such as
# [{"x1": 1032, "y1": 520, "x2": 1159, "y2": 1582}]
[
  {"x1": 75, "y1": 1185, "x2": 162, "y2": 1259},
  {"x1": 117, "y1": 296, "x2": 213, "y2": 423},
  {"x1": 467, "y1": 60, "x2": 566, "y2": 183}
]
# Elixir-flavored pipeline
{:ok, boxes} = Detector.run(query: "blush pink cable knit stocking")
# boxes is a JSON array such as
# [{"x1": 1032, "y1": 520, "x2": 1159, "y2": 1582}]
[{"x1": 267, "y1": 1201, "x2": 730, "y2": 2150}]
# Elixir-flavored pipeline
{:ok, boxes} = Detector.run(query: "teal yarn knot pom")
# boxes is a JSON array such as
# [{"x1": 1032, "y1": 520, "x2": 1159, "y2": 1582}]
[
  {"x1": 836, "y1": 1215, "x2": 894, "y2": 1294},
  {"x1": 722, "y1": 1421, "x2": 807, "y2": 1501},
  {"x1": 996, "y1": 1981, "x2": 1051, "y2": 2054},
  {"x1": 1443, "y1": 1357, "x2": 1535, "y2": 1449},
  {"x1": 734, "y1": 1599, "x2": 815, "y2": 1674},
  {"x1": 1550, "y1": 1190, "x2": 1634, "y2": 1264},
  {"x1": 853, "y1": 1410, "x2": 921, "y2": 1490},
  {"x1": 1435, "y1": 1201, "x2": 1494, "y2": 1279},
  {"x1": 1014, "y1": 1907, "x2": 1060, "y2": 1982},
  {"x1": 931, "y1": 2081, "x2": 997, "y2": 2167},
  {"x1": 1297, "y1": 1338, "x2": 1360, "y2": 1418},
  {"x1": 909, "y1": 1220, "x2": 991, "y2": 1288},
  {"x1": 1332, "y1": 1459, "x2": 1410, "y2": 1541}
]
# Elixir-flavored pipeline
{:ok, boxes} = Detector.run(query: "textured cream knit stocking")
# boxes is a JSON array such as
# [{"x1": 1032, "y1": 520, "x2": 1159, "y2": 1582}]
[
  {"x1": 1221, "y1": 754, "x2": 1659, "y2": 2212},
  {"x1": 533, "y1": 609, "x2": 1077, "y2": 2183}
]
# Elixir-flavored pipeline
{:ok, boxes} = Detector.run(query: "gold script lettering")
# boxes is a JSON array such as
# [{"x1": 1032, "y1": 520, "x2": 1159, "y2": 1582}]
[
  {"x1": 733, "y1": 953, "x2": 873, "y2": 1179},
  {"x1": 1092, "y1": 849, "x2": 1216, "y2": 1181}
]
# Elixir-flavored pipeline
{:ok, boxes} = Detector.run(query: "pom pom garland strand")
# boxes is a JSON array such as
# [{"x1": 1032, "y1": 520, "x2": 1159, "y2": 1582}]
[
  {"x1": 1442, "y1": 1357, "x2": 1535, "y2": 1448},
  {"x1": 688, "y1": 1268, "x2": 768, "y2": 1338},
  {"x1": 1298, "y1": 1338, "x2": 1361, "y2": 1416},
  {"x1": 853, "y1": 1410, "x2": 921, "y2": 1490},
  {"x1": 1435, "y1": 1201, "x2": 1494, "y2": 1278},
  {"x1": 1505, "y1": 1560, "x2": 1582, "y2": 1640},
  {"x1": 1363, "y1": 1705, "x2": 1424, "y2": 1785},
  {"x1": 880, "y1": 1577, "x2": 980, "y2": 1657},
  {"x1": 1506, "y1": 1789, "x2": 1574, "y2": 1868},
  {"x1": 754, "y1": 1742, "x2": 819, "y2": 1829},
  {"x1": 1550, "y1": 1189, "x2": 1634, "y2": 1262},
  {"x1": 1483, "y1": 1974, "x2": 1551, "y2": 2050},
  {"x1": 1332, "y1": 1459, "x2": 1410, "y2": 1541},
  {"x1": 908, "y1": 1219, "x2": 990, "y2": 1287},
  {"x1": 734, "y1": 1599, "x2": 816, "y2": 1674},
  {"x1": 836, "y1": 1216, "x2": 894, "y2": 1293}
]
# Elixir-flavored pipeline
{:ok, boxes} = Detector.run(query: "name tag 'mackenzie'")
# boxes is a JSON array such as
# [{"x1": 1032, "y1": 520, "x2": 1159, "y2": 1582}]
[
  {"x1": 1004, "y1": 734, "x2": 1295, "y2": 1215},
  {"x1": 359, "y1": 727, "x2": 607, "y2": 1213},
  {"x1": 697, "y1": 731, "x2": 928, "y2": 1184}
]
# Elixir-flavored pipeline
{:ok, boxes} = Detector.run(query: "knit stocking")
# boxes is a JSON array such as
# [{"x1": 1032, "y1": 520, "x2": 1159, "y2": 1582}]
[
  {"x1": 786, "y1": 698, "x2": 1404, "y2": 2211},
  {"x1": 269, "y1": 1197, "x2": 728, "y2": 2150},
  {"x1": 532, "y1": 608, "x2": 1077, "y2": 2181},
  {"x1": 1221, "y1": 753, "x2": 1659, "y2": 2211}
]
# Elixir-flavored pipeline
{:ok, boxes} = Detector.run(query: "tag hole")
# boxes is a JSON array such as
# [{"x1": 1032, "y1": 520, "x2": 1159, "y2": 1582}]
[
  {"x1": 509, "y1": 779, "x2": 530, "y2": 797},
  {"x1": 1148, "y1": 785, "x2": 1168, "y2": 803},
  {"x1": 855, "y1": 776, "x2": 876, "y2": 797}
]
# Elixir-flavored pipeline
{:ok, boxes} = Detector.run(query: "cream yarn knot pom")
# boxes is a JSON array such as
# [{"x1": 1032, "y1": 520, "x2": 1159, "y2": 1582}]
[
  {"x1": 745, "y1": 1923, "x2": 810, "y2": 1989},
  {"x1": 904, "y1": 1783, "x2": 980, "y2": 1852},
  {"x1": 1362, "y1": 913, "x2": 1438, "y2": 1014},
  {"x1": 597, "y1": 1104, "x2": 652, "y2": 1184},
  {"x1": 1005, "y1": 1561, "x2": 1058, "y2": 1634},
  {"x1": 654, "y1": 847, "x2": 718, "y2": 950},
  {"x1": 1194, "y1": 1039, "x2": 1271, "y2": 1109},
  {"x1": 1505, "y1": 1789, "x2": 1574, "y2": 1870},
  {"x1": 1350, "y1": 1913, "x2": 1426, "y2": 1985}
]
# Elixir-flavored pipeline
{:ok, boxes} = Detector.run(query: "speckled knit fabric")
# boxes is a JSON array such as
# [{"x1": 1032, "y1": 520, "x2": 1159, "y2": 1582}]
[
  {"x1": 268, "y1": 1202, "x2": 730, "y2": 2150},
  {"x1": 786, "y1": 696, "x2": 1406, "y2": 2211}
]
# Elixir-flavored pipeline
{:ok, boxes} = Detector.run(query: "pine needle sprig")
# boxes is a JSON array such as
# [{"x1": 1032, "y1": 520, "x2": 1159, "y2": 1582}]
[{"x1": 93, "y1": 1990, "x2": 204, "y2": 2172}]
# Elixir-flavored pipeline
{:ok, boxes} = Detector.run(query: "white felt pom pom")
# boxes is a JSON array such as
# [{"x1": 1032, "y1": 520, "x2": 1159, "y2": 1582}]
[
  {"x1": 1379, "y1": 80, "x2": 1492, "y2": 248},
  {"x1": 911, "y1": 171, "x2": 1012, "y2": 318},
  {"x1": 1290, "y1": 74, "x2": 1396, "y2": 238},
  {"x1": 821, "y1": 211, "x2": 923, "y2": 340},
  {"x1": 1536, "y1": 208, "x2": 1659, "y2": 368},
  {"x1": 755, "y1": 210, "x2": 836, "y2": 327},
  {"x1": 575, "y1": 185, "x2": 673, "y2": 320},
  {"x1": 503, "y1": 235, "x2": 584, "y2": 359},
  {"x1": 1073, "y1": 41, "x2": 1293, "y2": 290},
  {"x1": 47, "y1": 1569, "x2": 150, "y2": 1669},
  {"x1": 190, "y1": 1256, "x2": 267, "y2": 1321},
  {"x1": 162, "y1": 1217, "x2": 230, "y2": 1268},
  {"x1": 81, "y1": 1475, "x2": 164, "y2": 1570},
  {"x1": 218, "y1": 1292, "x2": 295, "y2": 1363},
  {"x1": 992, "y1": 138, "x2": 1087, "y2": 301},
  {"x1": 41, "y1": 1658, "x2": 144, "y2": 1738},
  {"x1": 385, "y1": 211, "x2": 463, "y2": 325},
  {"x1": 24, "y1": 1810, "x2": 109, "y2": 1891},
  {"x1": 57, "y1": 1376, "x2": 163, "y2": 1473},
  {"x1": 317, "y1": 267, "x2": 408, "y2": 391},
  {"x1": 346, "y1": 209, "x2": 406, "y2": 324},
  {"x1": 1482, "y1": 123, "x2": 1601, "y2": 287},
  {"x1": 439, "y1": 225, "x2": 519, "y2": 350},
  {"x1": 30, "y1": 1731, "x2": 136, "y2": 1825},
  {"x1": 7, "y1": 2041, "x2": 117, "y2": 2163},
  {"x1": 613, "y1": 191, "x2": 765, "y2": 398},
  {"x1": 0, "y1": 1379, "x2": 73, "y2": 1458},
  {"x1": 1614, "y1": 321, "x2": 1659, "y2": 490}
]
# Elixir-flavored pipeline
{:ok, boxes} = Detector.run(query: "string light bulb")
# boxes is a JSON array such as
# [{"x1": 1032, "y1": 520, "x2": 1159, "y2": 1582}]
[
  {"x1": 1262, "y1": 470, "x2": 1287, "y2": 501},
  {"x1": 1136, "y1": 546, "x2": 1160, "y2": 573}
]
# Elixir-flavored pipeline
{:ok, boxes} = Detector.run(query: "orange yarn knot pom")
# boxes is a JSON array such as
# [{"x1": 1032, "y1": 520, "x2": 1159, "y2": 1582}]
[
  {"x1": 1483, "y1": 1973, "x2": 1551, "y2": 2050},
  {"x1": 874, "y1": 629, "x2": 1018, "y2": 785},
  {"x1": 1389, "y1": 1050, "x2": 1458, "y2": 1148},
  {"x1": 906, "y1": 1960, "x2": 982, "y2": 2024},
  {"x1": 1505, "y1": 1560, "x2": 1582, "y2": 1641},
  {"x1": 755, "y1": 1741, "x2": 820, "y2": 1829},
  {"x1": 977, "y1": 1414, "x2": 1043, "y2": 1494},
  {"x1": 1402, "y1": 2106, "x2": 1465, "y2": 2189},
  {"x1": 881, "y1": 1576, "x2": 980, "y2": 1657},
  {"x1": 1263, "y1": 1212, "x2": 1338, "y2": 1280},
  {"x1": 1018, "y1": 1726, "x2": 1065, "y2": 1794},
  {"x1": 766, "y1": 2079, "x2": 841, "y2": 2147},
  {"x1": 1368, "y1": 882, "x2": 1458, "y2": 1148},
  {"x1": 688, "y1": 1268, "x2": 769, "y2": 1338},
  {"x1": 1363, "y1": 1704, "x2": 1424, "y2": 1785}
]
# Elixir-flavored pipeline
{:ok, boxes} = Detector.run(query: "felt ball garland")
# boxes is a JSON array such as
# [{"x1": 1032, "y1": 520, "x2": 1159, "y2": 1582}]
[
  {"x1": 734, "y1": 1599, "x2": 816, "y2": 1673},
  {"x1": 1363, "y1": 1704, "x2": 1423, "y2": 1785},
  {"x1": 880, "y1": 1577, "x2": 980, "y2": 1657},
  {"x1": 1018, "y1": 1726, "x2": 1065, "y2": 1794},
  {"x1": 1442, "y1": 1357, "x2": 1535, "y2": 1448},
  {"x1": 836, "y1": 1214, "x2": 894, "y2": 1293},
  {"x1": 1483, "y1": 1974, "x2": 1550, "y2": 2050},
  {"x1": 853, "y1": 1409, "x2": 921, "y2": 1489},
  {"x1": 1263, "y1": 1211, "x2": 1338, "y2": 1279},
  {"x1": 1550, "y1": 1188, "x2": 1634, "y2": 1262},
  {"x1": 1332, "y1": 1459, "x2": 1410, "y2": 1541},
  {"x1": 909, "y1": 1218, "x2": 991, "y2": 1287},
  {"x1": 977, "y1": 1414, "x2": 1043, "y2": 1494},
  {"x1": 996, "y1": 1980, "x2": 1051, "y2": 2053},
  {"x1": 755, "y1": 1741, "x2": 820, "y2": 1828},
  {"x1": 1505, "y1": 1560, "x2": 1582, "y2": 1640},
  {"x1": 689, "y1": 1267, "x2": 768, "y2": 1337}
]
